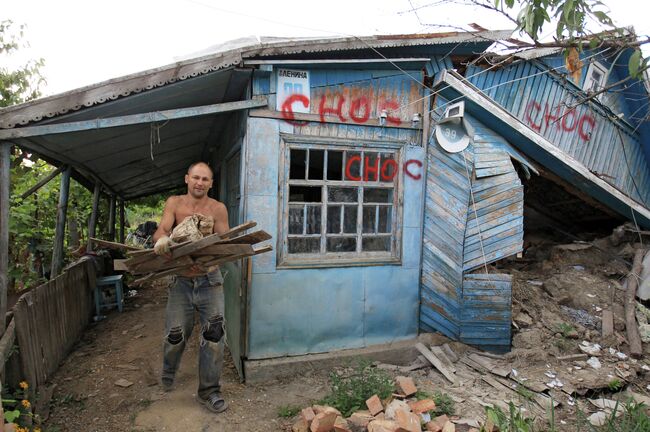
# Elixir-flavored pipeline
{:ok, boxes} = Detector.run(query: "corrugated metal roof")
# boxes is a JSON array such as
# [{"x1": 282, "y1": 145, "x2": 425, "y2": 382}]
[{"x1": 0, "y1": 30, "x2": 512, "y2": 129}]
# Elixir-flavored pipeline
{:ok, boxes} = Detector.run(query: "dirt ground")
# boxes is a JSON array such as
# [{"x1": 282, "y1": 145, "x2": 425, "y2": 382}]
[
  {"x1": 40, "y1": 227, "x2": 650, "y2": 431},
  {"x1": 42, "y1": 279, "x2": 329, "y2": 432}
]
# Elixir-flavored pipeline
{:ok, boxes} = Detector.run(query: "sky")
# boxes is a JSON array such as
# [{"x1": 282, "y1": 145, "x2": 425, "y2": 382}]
[{"x1": 4, "y1": 0, "x2": 650, "y2": 96}]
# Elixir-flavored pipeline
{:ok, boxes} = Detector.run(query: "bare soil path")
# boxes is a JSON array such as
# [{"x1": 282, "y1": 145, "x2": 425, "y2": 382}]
[{"x1": 43, "y1": 279, "x2": 328, "y2": 432}]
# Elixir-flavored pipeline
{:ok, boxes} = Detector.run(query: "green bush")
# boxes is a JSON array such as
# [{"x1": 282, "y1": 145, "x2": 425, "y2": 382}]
[
  {"x1": 320, "y1": 360, "x2": 394, "y2": 417},
  {"x1": 276, "y1": 404, "x2": 301, "y2": 418}
]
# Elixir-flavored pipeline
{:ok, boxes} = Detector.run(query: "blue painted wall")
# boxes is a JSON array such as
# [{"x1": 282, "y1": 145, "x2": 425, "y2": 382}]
[{"x1": 243, "y1": 67, "x2": 428, "y2": 359}]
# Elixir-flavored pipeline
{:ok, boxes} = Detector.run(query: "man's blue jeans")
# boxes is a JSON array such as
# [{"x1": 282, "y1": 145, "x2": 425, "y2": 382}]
[{"x1": 162, "y1": 271, "x2": 224, "y2": 399}]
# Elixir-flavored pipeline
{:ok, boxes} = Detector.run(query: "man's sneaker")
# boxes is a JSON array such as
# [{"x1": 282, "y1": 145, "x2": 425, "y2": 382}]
[
  {"x1": 197, "y1": 392, "x2": 228, "y2": 413},
  {"x1": 161, "y1": 376, "x2": 174, "y2": 392}
]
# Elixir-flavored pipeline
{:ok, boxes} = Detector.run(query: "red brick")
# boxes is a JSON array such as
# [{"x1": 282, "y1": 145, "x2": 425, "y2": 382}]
[
  {"x1": 313, "y1": 405, "x2": 342, "y2": 417},
  {"x1": 368, "y1": 419, "x2": 401, "y2": 432},
  {"x1": 348, "y1": 411, "x2": 374, "y2": 428},
  {"x1": 310, "y1": 411, "x2": 338, "y2": 432},
  {"x1": 366, "y1": 394, "x2": 384, "y2": 416},
  {"x1": 408, "y1": 399, "x2": 436, "y2": 414},
  {"x1": 441, "y1": 421, "x2": 455, "y2": 432},
  {"x1": 425, "y1": 422, "x2": 442, "y2": 432},
  {"x1": 433, "y1": 415, "x2": 449, "y2": 427},
  {"x1": 395, "y1": 410, "x2": 421, "y2": 432},
  {"x1": 395, "y1": 376, "x2": 417, "y2": 397},
  {"x1": 292, "y1": 417, "x2": 309, "y2": 432},
  {"x1": 333, "y1": 416, "x2": 352, "y2": 432},
  {"x1": 302, "y1": 407, "x2": 316, "y2": 424}
]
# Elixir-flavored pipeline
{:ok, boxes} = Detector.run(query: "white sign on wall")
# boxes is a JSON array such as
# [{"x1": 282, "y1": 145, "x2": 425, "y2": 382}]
[{"x1": 276, "y1": 69, "x2": 310, "y2": 113}]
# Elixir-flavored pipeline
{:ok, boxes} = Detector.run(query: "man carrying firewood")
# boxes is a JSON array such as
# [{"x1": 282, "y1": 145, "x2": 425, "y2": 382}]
[{"x1": 152, "y1": 161, "x2": 230, "y2": 414}]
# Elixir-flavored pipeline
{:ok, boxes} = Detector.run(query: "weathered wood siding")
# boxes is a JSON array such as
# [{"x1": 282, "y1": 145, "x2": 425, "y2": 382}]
[
  {"x1": 13, "y1": 260, "x2": 95, "y2": 392},
  {"x1": 466, "y1": 59, "x2": 650, "y2": 206}
]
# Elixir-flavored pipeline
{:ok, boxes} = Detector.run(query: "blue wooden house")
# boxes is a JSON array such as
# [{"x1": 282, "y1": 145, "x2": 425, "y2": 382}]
[{"x1": 1, "y1": 31, "x2": 649, "y2": 380}]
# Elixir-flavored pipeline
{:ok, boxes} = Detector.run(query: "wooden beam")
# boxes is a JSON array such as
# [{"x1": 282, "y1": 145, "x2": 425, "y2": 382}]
[
  {"x1": 119, "y1": 199, "x2": 125, "y2": 244},
  {"x1": 0, "y1": 98, "x2": 268, "y2": 140},
  {"x1": 0, "y1": 142, "x2": 10, "y2": 335},
  {"x1": 19, "y1": 165, "x2": 64, "y2": 200},
  {"x1": 50, "y1": 166, "x2": 71, "y2": 278},
  {"x1": 87, "y1": 183, "x2": 101, "y2": 251},
  {"x1": 626, "y1": 249, "x2": 645, "y2": 358},
  {"x1": 108, "y1": 196, "x2": 116, "y2": 242}
]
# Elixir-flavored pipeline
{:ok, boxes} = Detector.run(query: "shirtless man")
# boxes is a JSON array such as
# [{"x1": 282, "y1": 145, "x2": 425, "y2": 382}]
[{"x1": 152, "y1": 162, "x2": 230, "y2": 413}]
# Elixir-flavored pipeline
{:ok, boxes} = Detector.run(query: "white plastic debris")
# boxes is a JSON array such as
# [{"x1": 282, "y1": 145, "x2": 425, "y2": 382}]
[
  {"x1": 527, "y1": 280, "x2": 544, "y2": 286},
  {"x1": 128, "y1": 289, "x2": 138, "y2": 298},
  {"x1": 587, "y1": 356, "x2": 602, "y2": 369},
  {"x1": 511, "y1": 369, "x2": 518, "y2": 377},
  {"x1": 544, "y1": 371, "x2": 556, "y2": 379},
  {"x1": 420, "y1": 413, "x2": 431, "y2": 423},
  {"x1": 573, "y1": 265, "x2": 585, "y2": 271},
  {"x1": 642, "y1": 364, "x2": 650, "y2": 371},
  {"x1": 616, "y1": 351, "x2": 628, "y2": 360},
  {"x1": 587, "y1": 293, "x2": 596, "y2": 298},
  {"x1": 579, "y1": 341, "x2": 602, "y2": 355},
  {"x1": 567, "y1": 396, "x2": 575, "y2": 406},
  {"x1": 594, "y1": 306, "x2": 602, "y2": 312}
]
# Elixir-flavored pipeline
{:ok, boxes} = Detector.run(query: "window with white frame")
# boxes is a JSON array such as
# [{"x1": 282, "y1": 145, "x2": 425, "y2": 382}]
[
  {"x1": 279, "y1": 136, "x2": 402, "y2": 266},
  {"x1": 583, "y1": 61, "x2": 608, "y2": 94}
]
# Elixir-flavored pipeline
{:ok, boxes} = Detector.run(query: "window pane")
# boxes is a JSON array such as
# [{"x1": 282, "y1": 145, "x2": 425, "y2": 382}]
[
  {"x1": 288, "y1": 205, "x2": 304, "y2": 234},
  {"x1": 362, "y1": 205, "x2": 376, "y2": 233},
  {"x1": 377, "y1": 206, "x2": 392, "y2": 233},
  {"x1": 345, "y1": 151, "x2": 361, "y2": 181},
  {"x1": 289, "y1": 185, "x2": 321, "y2": 202},
  {"x1": 364, "y1": 188, "x2": 392, "y2": 203},
  {"x1": 327, "y1": 205, "x2": 341, "y2": 234},
  {"x1": 306, "y1": 205, "x2": 321, "y2": 234},
  {"x1": 343, "y1": 206, "x2": 357, "y2": 233},
  {"x1": 362, "y1": 236, "x2": 391, "y2": 252},
  {"x1": 308, "y1": 149, "x2": 324, "y2": 180},
  {"x1": 327, "y1": 237, "x2": 356, "y2": 252},
  {"x1": 288, "y1": 238, "x2": 320, "y2": 254},
  {"x1": 328, "y1": 186, "x2": 357, "y2": 203},
  {"x1": 327, "y1": 150, "x2": 343, "y2": 180},
  {"x1": 380, "y1": 153, "x2": 397, "y2": 183},
  {"x1": 364, "y1": 152, "x2": 379, "y2": 181},
  {"x1": 290, "y1": 149, "x2": 306, "y2": 180}
]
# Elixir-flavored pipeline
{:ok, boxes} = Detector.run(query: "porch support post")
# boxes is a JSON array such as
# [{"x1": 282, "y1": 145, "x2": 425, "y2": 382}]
[
  {"x1": 0, "y1": 142, "x2": 11, "y2": 334},
  {"x1": 119, "y1": 199, "x2": 125, "y2": 244},
  {"x1": 87, "y1": 183, "x2": 101, "y2": 251},
  {"x1": 108, "y1": 195, "x2": 116, "y2": 242},
  {"x1": 50, "y1": 165, "x2": 71, "y2": 278}
]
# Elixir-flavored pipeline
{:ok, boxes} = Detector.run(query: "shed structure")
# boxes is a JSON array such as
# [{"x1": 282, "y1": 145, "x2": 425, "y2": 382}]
[{"x1": 1, "y1": 31, "x2": 650, "y2": 379}]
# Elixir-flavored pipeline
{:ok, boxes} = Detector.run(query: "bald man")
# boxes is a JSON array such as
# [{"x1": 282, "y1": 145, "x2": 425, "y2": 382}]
[{"x1": 152, "y1": 162, "x2": 230, "y2": 413}]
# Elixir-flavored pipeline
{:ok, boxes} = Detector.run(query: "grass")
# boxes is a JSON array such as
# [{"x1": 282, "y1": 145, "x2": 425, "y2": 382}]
[
  {"x1": 576, "y1": 399, "x2": 650, "y2": 432},
  {"x1": 319, "y1": 360, "x2": 394, "y2": 417},
  {"x1": 277, "y1": 404, "x2": 301, "y2": 418},
  {"x1": 606, "y1": 379, "x2": 624, "y2": 392}
]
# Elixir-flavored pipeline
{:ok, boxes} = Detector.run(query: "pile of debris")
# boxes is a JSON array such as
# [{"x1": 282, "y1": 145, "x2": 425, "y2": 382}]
[
  {"x1": 290, "y1": 375, "x2": 468, "y2": 432},
  {"x1": 122, "y1": 220, "x2": 271, "y2": 284}
]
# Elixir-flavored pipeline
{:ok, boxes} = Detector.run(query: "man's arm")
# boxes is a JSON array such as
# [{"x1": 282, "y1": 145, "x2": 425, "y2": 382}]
[
  {"x1": 212, "y1": 202, "x2": 230, "y2": 235},
  {"x1": 153, "y1": 197, "x2": 177, "y2": 242}
]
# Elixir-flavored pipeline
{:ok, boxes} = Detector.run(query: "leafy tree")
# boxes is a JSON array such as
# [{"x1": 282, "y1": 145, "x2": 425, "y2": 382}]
[{"x1": 0, "y1": 20, "x2": 45, "y2": 107}]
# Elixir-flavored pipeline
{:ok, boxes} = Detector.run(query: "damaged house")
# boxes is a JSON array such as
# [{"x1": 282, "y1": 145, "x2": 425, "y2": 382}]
[{"x1": 0, "y1": 30, "x2": 649, "y2": 381}]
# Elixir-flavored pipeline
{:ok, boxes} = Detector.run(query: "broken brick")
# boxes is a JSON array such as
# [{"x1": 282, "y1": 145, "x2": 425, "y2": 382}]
[
  {"x1": 385, "y1": 399, "x2": 411, "y2": 420},
  {"x1": 313, "y1": 405, "x2": 342, "y2": 417},
  {"x1": 333, "y1": 416, "x2": 352, "y2": 432},
  {"x1": 302, "y1": 407, "x2": 316, "y2": 424},
  {"x1": 425, "y1": 422, "x2": 442, "y2": 432},
  {"x1": 408, "y1": 398, "x2": 436, "y2": 414},
  {"x1": 348, "y1": 411, "x2": 374, "y2": 428},
  {"x1": 395, "y1": 376, "x2": 417, "y2": 396},
  {"x1": 395, "y1": 410, "x2": 421, "y2": 432},
  {"x1": 366, "y1": 394, "x2": 384, "y2": 416},
  {"x1": 292, "y1": 417, "x2": 309, "y2": 432},
  {"x1": 368, "y1": 419, "x2": 401, "y2": 432},
  {"x1": 310, "y1": 411, "x2": 338, "y2": 432},
  {"x1": 442, "y1": 421, "x2": 455, "y2": 432},
  {"x1": 433, "y1": 415, "x2": 449, "y2": 426}
]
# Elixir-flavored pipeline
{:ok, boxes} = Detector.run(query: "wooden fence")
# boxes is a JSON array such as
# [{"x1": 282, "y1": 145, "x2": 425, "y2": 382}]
[{"x1": 3, "y1": 259, "x2": 96, "y2": 392}]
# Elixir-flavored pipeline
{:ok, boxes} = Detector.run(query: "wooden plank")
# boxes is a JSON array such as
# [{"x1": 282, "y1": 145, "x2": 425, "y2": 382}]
[
  {"x1": 0, "y1": 318, "x2": 15, "y2": 368},
  {"x1": 0, "y1": 98, "x2": 269, "y2": 139},
  {"x1": 441, "y1": 343, "x2": 459, "y2": 363},
  {"x1": 468, "y1": 353, "x2": 510, "y2": 377},
  {"x1": 90, "y1": 237, "x2": 140, "y2": 251},
  {"x1": 626, "y1": 249, "x2": 644, "y2": 358},
  {"x1": 87, "y1": 183, "x2": 101, "y2": 251},
  {"x1": 219, "y1": 221, "x2": 257, "y2": 239},
  {"x1": 191, "y1": 244, "x2": 254, "y2": 257},
  {"x1": 0, "y1": 142, "x2": 10, "y2": 335},
  {"x1": 415, "y1": 342, "x2": 456, "y2": 383},
  {"x1": 430, "y1": 345, "x2": 456, "y2": 373},
  {"x1": 172, "y1": 230, "x2": 271, "y2": 259},
  {"x1": 131, "y1": 255, "x2": 194, "y2": 274}
]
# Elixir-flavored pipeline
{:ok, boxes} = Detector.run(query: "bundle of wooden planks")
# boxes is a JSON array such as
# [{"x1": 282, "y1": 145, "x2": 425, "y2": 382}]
[{"x1": 121, "y1": 221, "x2": 271, "y2": 285}]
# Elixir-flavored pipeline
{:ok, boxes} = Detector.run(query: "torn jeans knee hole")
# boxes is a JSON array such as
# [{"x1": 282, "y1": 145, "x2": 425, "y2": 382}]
[
  {"x1": 167, "y1": 326, "x2": 184, "y2": 345},
  {"x1": 202, "y1": 315, "x2": 224, "y2": 343}
]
